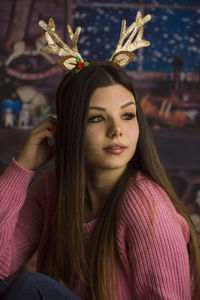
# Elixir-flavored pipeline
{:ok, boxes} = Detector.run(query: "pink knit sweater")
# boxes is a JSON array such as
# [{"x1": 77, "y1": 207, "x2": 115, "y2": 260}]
[{"x1": 0, "y1": 159, "x2": 192, "y2": 299}]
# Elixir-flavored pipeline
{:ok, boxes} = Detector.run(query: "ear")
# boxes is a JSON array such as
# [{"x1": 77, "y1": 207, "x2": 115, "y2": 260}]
[
  {"x1": 58, "y1": 56, "x2": 77, "y2": 71},
  {"x1": 111, "y1": 51, "x2": 134, "y2": 67}
]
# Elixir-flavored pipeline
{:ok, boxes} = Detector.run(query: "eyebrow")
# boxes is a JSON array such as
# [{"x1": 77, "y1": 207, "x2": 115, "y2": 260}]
[{"x1": 89, "y1": 101, "x2": 136, "y2": 111}]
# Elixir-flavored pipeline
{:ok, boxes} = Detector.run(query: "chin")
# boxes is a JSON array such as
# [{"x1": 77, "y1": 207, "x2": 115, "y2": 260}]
[
  {"x1": 87, "y1": 156, "x2": 132, "y2": 171},
  {"x1": 105, "y1": 157, "x2": 132, "y2": 169},
  {"x1": 101, "y1": 162, "x2": 128, "y2": 170}
]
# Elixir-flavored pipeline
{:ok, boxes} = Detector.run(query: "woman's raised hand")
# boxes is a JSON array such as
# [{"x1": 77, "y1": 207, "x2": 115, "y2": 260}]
[{"x1": 16, "y1": 116, "x2": 57, "y2": 171}]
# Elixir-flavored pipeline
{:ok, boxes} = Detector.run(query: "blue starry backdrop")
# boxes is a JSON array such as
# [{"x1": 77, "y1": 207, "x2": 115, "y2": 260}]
[
  {"x1": 144, "y1": 8, "x2": 200, "y2": 71},
  {"x1": 73, "y1": 1, "x2": 200, "y2": 71}
]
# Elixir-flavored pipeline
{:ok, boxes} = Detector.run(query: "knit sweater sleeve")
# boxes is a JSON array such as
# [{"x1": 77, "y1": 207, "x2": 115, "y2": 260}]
[
  {"x1": 122, "y1": 176, "x2": 191, "y2": 300},
  {"x1": 0, "y1": 159, "x2": 46, "y2": 279}
]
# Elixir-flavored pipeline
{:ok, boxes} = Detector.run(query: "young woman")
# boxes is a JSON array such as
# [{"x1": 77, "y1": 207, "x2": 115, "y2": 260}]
[{"x1": 0, "y1": 62, "x2": 200, "y2": 300}]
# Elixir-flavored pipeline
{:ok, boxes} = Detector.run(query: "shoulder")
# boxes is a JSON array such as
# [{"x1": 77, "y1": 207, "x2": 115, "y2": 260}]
[
  {"x1": 120, "y1": 172, "x2": 190, "y2": 244},
  {"x1": 123, "y1": 171, "x2": 176, "y2": 213},
  {"x1": 126, "y1": 171, "x2": 170, "y2": 200},
  {"x1": 122, "y1": 171, "x2": 171, "y2": 212}
]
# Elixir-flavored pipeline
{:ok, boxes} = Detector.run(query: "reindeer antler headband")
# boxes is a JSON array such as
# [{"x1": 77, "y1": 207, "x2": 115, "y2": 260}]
[{"x1": 38, "y1": 11, "x2": 151, "y2": 72}]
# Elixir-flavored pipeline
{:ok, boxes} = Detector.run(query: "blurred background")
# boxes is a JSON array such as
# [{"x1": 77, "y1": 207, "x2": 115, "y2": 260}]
[{"x1": 0, "y1": 0, "x2": 200, "y2": 234}]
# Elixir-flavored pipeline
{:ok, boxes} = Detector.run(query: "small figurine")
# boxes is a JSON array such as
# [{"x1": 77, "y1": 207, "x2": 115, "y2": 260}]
[{"x1": 4, "y1": 107, "x2": 15, "y2": 128}]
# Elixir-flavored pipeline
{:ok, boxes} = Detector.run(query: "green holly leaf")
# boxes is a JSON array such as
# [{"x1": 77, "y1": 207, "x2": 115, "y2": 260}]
[{"x1": 76, "y1": 57, "x2": 82, "y2": 63}]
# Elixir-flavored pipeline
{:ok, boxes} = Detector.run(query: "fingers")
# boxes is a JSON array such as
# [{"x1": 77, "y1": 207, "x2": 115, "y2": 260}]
[
  {"x1": 31, "y1": 116, "x2": 57, "y2": 138},
  {"x1": 16, "y1": 116, "x2": 58, "y2": 171},
  {"x1": 29, "y1": 128, "x2": 56, "y2": 147},
  {"x1": 24, "y1": 116, "x2": 57, "y2": 149},
  {"x1": 36, "y1": 128, "x2": 55, "y2": 141},
  {"x1": 47, "y1": 114, "x2": 57, "y2": 119}
]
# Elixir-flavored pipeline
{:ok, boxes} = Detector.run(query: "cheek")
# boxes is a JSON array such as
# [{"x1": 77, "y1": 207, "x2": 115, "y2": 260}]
[
  {"x1": 127, "y1": 121, "x2": 139, "y2": 142},
  {"x1": 85, "y1": 127, "x2": 103, "y2": 151}
]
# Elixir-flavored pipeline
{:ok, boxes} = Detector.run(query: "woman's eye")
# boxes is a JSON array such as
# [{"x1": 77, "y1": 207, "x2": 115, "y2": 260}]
[
  {"x1": 122, "y1": 113, "x2": 136, "y2": 120},
  {"x1": 88, "y1": 115, "x2": 104, "y2": 123}
]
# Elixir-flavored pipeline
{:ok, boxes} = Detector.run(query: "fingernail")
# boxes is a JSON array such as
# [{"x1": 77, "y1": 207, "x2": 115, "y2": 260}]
[{"x1": 47, "y1": 114, "x2": 57, "y2": 119}]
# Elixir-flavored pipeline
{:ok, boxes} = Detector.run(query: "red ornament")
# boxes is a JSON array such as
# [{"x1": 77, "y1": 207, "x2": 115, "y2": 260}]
[{"x1": 77, "y1": 61, "x2": 85, "y2": 70}]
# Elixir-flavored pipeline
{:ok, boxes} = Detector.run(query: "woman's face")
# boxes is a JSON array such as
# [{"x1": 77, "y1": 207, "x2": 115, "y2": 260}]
[{"x1": 85, "y1": 84, "x2": 139, "y2": 174}]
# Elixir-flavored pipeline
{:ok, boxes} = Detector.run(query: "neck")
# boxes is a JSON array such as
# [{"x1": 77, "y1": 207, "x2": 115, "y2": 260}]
[{"x1": 85, "y1": 167, "x2": 126, "y2": 221}]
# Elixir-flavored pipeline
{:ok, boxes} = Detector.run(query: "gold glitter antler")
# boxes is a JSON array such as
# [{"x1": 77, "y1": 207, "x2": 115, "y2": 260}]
[
  {"x1": 110, "y1": 11, "x2": 151, "y2": 67},
  {"x1": 38, "y1": 18, "x2": 83, "y2": 71}
]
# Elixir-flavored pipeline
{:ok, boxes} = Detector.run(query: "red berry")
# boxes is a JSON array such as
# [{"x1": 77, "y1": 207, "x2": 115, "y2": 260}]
[{"x1": 77, "y1": 62, "x2": 82, "y2": 69}]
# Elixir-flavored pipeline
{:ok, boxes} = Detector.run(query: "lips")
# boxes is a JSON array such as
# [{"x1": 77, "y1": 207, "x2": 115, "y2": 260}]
[
  {"x1": 103, "y1": 143, "x2": 127, "y2": 154},
  {"x1": 103, "y1": 143, "x2": 127, "y2": 150}
]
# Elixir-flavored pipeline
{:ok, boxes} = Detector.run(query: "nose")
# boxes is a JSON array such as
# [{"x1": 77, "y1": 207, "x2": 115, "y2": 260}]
[{"x1": 106, "y1": 120, "x2": 122, "y2": 138}]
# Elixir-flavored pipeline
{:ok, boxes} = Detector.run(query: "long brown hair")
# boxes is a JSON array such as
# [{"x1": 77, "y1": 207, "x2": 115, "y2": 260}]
[{"x1": 41, "y1": 62, "x2": 200, "y2": 300}]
